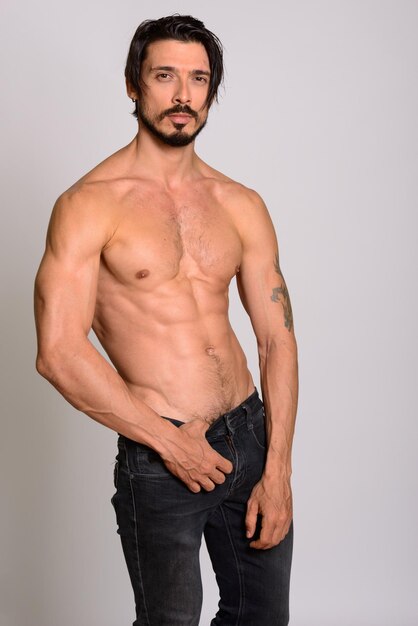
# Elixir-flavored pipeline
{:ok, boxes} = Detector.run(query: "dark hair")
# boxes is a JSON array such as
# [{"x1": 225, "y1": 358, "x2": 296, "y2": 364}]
[{"x1": 125, "y1": 14, "x2": 224, "y2": 118}]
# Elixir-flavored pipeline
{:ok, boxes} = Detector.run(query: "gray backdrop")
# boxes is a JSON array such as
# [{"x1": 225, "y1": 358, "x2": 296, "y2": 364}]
[{"x1": 1, "y1": 1, "x2": 417, "y2": 624}]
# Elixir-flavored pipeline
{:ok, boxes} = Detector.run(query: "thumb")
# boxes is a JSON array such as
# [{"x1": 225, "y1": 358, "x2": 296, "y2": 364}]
[{"x1": 245, "y1": 499, "x2": 258, "y2": 538}]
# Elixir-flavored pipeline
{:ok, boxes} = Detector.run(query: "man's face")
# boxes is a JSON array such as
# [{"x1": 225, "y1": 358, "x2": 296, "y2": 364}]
[{"x1": 131, "y1": 39, "x2": 211, "y2": 147}]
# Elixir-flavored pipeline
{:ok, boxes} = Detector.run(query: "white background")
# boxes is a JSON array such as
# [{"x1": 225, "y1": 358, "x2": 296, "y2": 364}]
[{"x1": 1, "y1": 1, "x2": 417, "y2": 624}]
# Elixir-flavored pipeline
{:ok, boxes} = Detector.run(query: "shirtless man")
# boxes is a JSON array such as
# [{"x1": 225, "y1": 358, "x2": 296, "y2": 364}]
[{"x1": 34, "y1": 15, "x2": 298, "y2": 626}]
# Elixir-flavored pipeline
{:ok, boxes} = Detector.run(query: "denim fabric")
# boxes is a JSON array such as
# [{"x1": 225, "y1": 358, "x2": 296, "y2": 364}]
[{"x1": 111, "y1": 388, "x2": 293, "y2": 625}]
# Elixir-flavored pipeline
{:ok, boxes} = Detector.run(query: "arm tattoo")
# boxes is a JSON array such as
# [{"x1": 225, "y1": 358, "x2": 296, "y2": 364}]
[{"x1": 271, "y1": 252, "x2": 294, "y2": 331}]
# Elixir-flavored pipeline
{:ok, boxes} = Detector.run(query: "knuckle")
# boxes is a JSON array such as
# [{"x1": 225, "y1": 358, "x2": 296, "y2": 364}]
[{"x1": 202, "y1": 462, "x2": 213, "y2": 474}]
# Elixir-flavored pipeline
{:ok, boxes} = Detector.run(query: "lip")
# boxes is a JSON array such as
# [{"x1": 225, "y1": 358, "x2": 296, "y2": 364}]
[{"x1": 168, "y1": 114, "x2": 192, "y2": 123}]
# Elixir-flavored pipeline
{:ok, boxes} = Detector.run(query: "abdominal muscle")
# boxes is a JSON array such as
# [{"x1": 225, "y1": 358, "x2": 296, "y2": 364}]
[{"x1": 93, "y1": 277, "x2": 255, "y2": 424}]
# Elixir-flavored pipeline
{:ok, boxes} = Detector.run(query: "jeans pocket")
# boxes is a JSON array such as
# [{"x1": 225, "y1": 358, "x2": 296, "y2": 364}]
[
  {"x1": 129, "y1": 443, "x2": 172, "y2": 478},
  {"x1": 250, "y1": 407, "x2": 267, "y2": 450}
]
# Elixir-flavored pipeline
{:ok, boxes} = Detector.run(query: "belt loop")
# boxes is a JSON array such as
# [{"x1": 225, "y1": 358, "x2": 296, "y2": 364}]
[
  {"x1": 242, "y1": 403, "x2": 253, "y2": 431},
  {"x1": 224, "y1": 413, "x2": 233, "y2": 435}
]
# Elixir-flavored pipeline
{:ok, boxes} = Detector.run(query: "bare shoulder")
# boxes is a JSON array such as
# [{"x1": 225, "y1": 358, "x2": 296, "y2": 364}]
[
  {"x1": 200, "y1": 163, "x2": 268, "y2": 214},
  {"x1": 47, "y1": 181, "x2": 120, "y2": 255},
  {"x1": 51, "y1": 180, "x2": 115, "y2": 232},
  {"x1": 201, "y1": 164, "x2": 274, "y2": 240},
  {"x1": 64, "y1": 140, "x2": 134, "y2": 189},
  {"x1": 49, "y1": 144, "x2": 136, "y2": 247},
  {"x1": 58, "y1": 137, "x2": 143, "y2": 203}
]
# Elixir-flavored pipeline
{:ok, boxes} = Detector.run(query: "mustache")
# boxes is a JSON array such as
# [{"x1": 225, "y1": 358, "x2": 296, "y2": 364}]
[{"x1": 158, "y1": 105, "x2": 198, "y2": 121}]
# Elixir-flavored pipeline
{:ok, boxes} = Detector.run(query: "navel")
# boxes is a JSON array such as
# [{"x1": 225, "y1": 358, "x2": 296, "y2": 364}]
[
  {"x1": 205, "y1": 345, "x2": 216, "y2": 356},
  {"x1": 135, "y1": 269, "x2": 150, "y2": 279}
]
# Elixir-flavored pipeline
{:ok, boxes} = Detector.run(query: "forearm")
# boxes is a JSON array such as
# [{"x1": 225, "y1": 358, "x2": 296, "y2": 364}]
[
  {"x1": 36, "y1": 337, "x2": 177, "y2": 454},
  {"x1": 258, "y1": 335, "x2": 298, "y2": 479}
]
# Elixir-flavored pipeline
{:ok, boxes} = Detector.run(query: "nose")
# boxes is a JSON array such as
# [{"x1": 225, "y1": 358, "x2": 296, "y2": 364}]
[{"x1": 173, "y1": 78, "x2": 191, "y2": 105}]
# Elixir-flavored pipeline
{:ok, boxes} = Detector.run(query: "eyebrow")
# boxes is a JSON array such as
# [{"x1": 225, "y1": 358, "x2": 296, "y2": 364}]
[{"x1": 150, "y1": 65, "x2": 211, "y2": 76}]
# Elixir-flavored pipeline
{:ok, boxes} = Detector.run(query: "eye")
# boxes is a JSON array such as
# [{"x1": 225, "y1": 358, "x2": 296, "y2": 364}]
[
  {"x1": 156, "y1": 73, "x2": 172, "y2": 80},
  {"x1": 194, "y1": 76, "x2": 208, "y2": 83}
]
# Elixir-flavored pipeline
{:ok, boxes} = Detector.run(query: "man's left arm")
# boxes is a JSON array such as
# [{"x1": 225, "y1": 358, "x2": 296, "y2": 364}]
[{"x1": 236, "y1": 189, "x2": 298, "y2": 550}]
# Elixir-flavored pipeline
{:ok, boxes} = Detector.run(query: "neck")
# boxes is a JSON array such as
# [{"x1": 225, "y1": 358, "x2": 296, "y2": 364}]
[{"x1": 129, "y1": 124, "x2": 202, "y2": 188}]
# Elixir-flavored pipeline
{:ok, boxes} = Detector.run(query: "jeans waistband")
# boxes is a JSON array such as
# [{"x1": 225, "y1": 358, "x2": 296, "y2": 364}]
[{"x1": 161, "y1": 387, "x2": 263, "y2": 436}]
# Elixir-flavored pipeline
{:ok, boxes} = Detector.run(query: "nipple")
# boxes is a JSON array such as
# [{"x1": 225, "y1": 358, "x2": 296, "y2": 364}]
[
  {"x1": 135, "y1": 269, "x2": 150, "y2": 279},
  {"x1": 235, "y1": 265, "x2": 240, "y2": 274}
]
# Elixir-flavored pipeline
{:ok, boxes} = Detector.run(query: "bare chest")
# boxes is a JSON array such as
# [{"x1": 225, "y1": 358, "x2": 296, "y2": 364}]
[{"x1": 100, "y1": 196, "x2": 243, "y2": 289}]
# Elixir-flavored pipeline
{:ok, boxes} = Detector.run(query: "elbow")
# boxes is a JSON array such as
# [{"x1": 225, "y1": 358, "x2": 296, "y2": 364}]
[
  {"x1": 35, "y1": 351, "x2": 54, "y2": 380},
  {"x1": 257, "y1": 333, "x2": 298, "y2": 362},
  {"x1": 35, "y1": 349, "x2": 63, "y2": 383},
  {"x1": 36, "y1": 335, "x2": 88, "y2": 383}
]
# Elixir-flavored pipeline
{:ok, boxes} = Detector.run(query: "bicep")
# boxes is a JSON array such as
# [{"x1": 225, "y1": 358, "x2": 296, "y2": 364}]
[
  {"x1": 35, "y1": 247, "x2": 100, "y2": 343},
  {"x1": 236, "y1": 194, "x2": 295, "y2": 346},
  {"x1": 34, "y1": 192, "x2": 111, "y2": 350}
]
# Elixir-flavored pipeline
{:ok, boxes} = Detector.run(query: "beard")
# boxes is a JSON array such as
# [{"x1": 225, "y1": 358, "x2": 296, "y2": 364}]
[{"x1": 137, "y1": 101, "x2": 208, "y2": 147}]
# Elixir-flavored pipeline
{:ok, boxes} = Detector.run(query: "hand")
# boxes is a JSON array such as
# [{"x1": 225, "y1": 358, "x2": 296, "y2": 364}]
[
  {"x1": 161, "y1": 419, "x2": 233, "y2": 493},
  {"x1": 245, "y1": 474, "x2": 293, "y2": 549}
]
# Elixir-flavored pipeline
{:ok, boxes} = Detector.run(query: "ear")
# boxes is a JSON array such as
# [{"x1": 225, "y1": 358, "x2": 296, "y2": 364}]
[{"x1": 125, "y1": 78, "x2": 138, "y2": 101}]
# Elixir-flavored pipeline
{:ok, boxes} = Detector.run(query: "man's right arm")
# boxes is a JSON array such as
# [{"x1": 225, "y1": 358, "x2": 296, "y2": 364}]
[{"x1": 34, "y1": 188, "x2": 232, "y2": 492}]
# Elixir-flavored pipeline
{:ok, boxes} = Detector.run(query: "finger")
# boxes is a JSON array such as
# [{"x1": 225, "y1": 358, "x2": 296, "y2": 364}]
[
  {"x1": 271, "y1": 518, "x2": 292, "y2": 545},
  {"x1": 186, "y1": 480, "x2": 201, "y2": 493},
  {"x1": 199, "y1": 478, "x2": 216, "y2": 492},
  {"x1": 210, "y1": 469, "x2": 227, "y2": 485},
  {"x1": 249, "y1": 538, "x2": 273, "y2": 550},
  {"x1": 251, "y1": 532, "x2": 285, "y2": 549},
  {"x1": 250, "y1": 517, "x2": 273, "y2": 550},
  {"x1": 245, "y1": 500, "x2": 258, "y2": 538},
  {"x1": 216, "y1": 454, "x2": 233, "y2": 474},
  {"x1": 271, "y1": 529, "x2": 285, "y2": 547},
  {"x1": 250, "y1": 517, "x2": 275, "y2": 548}
]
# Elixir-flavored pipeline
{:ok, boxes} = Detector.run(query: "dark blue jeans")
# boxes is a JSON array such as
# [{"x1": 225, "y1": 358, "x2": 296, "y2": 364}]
[{"x1": 111, "y1": 388, "x2": 293, "y2": 625}]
